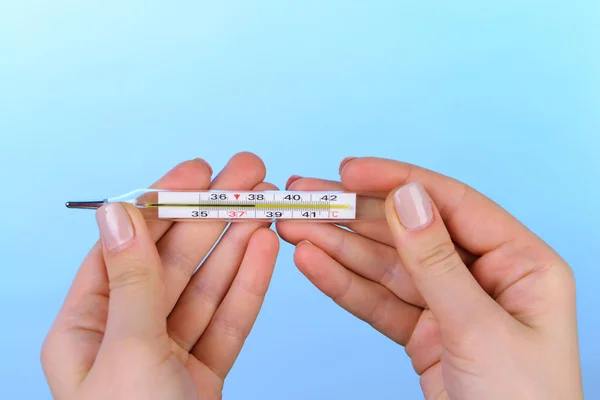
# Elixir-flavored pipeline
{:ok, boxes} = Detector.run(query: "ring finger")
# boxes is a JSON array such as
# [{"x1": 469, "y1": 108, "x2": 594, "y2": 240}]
[
  {"x1": 156, "y1": 152, "x2": 268, "y2": 312},
  {"x1": 294, "y1": 240, "x2": 422, "y2": 346},
  {"x1": 277, "y1": 220, "x2": 426, "y2": 307},
  {"x1": 167, "y1": 182, "x2": 277, "y2": 352}
]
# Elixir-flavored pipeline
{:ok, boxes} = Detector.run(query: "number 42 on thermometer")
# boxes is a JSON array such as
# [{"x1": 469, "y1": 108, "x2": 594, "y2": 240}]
[{"x1": 66, "y1": 189, "x2": 386, "y2": 223}]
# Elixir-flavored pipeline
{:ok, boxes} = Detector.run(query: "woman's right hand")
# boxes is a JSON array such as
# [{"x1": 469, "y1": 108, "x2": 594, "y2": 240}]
[
  {"x1": 277, "y1": 156, "x2": 584, "y2": 399},
  {"x1": 42, "y1": 152, "x2": 279, "y2": 400}
]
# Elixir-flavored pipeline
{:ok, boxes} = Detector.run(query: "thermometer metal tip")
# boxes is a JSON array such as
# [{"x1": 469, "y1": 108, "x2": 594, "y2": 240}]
[{"x1": 65, "y1": 201, "x2": 106, "y2": 210}]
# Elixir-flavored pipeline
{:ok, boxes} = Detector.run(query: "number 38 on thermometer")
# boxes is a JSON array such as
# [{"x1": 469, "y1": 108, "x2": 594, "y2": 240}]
[{"x1": 65, "y1": 189, "x2": 386, "y2": 223}]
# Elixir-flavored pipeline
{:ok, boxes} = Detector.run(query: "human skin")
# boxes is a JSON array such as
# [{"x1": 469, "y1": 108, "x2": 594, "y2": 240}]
[
  {"x1": 277, "y1": 156, "x2": 584, "y2": 400},
  {"x1": 41, "y1": 153, "x2": 584, "y2": 399},
  {"x1": 41, "y1": 152, "x2": 279, "y2": 400}
]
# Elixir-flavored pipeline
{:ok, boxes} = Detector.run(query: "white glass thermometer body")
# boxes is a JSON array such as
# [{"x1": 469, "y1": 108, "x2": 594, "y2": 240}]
[{"x1": 66, "y1": 189, "x2": 385, "y2": 223}]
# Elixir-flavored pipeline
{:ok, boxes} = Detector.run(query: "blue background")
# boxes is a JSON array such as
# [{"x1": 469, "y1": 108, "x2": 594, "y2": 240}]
[{"x1": 1, "y1": 1, "x2": 598, "y2": 398}]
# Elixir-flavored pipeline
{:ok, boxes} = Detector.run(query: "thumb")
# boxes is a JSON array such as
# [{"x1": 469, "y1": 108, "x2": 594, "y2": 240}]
[
  {"x1": 385, "y1": 182, "x2": 501, "y2": 333},
  {"x1": 95, "y1": 203, "x2": 167, "y2": 341}
]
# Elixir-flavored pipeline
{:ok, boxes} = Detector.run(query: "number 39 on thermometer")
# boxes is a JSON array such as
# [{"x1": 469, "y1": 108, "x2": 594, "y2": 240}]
[
  {"x1": 65, "y1": 189, "x2": 386, "y2": 223},
  {"x1": 156, "y1": 191, "x2": 356, "y2": 221}
]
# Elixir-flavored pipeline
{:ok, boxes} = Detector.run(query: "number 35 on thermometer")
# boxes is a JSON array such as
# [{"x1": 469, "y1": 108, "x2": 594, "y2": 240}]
[{"x1": 65, "y1": 189, "x2": 386, "y2": 223}]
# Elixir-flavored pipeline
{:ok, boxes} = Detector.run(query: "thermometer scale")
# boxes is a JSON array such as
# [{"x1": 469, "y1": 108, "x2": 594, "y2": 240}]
[{"x1": 66, "y1": 189, "x2": 386, "y2": 223}]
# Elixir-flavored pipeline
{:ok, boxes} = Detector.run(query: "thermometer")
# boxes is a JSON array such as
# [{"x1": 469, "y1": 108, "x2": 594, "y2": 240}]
[{"x1": 66, "y1": 189, "x2": 386, "y2": 223}]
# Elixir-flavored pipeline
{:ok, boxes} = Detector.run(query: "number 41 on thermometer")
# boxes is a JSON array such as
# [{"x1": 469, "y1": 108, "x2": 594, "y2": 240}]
[{"x1": 65, "y1": 189, "x2": 386, "y2": 223}]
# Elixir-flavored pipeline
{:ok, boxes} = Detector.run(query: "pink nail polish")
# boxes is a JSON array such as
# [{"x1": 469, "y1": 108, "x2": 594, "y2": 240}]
[
  {"x1": 393, "y1": 182, "x2": 433, "y2": 230},
  {"x1": 286, "y1": 175, "x2": 302, "y2": 189},
  {"x1": 96, "y1": 203, "x2": 135, "y2": 252},
  {"x1": 339, "y1": 157, "x2": 356, "y2": 175}
]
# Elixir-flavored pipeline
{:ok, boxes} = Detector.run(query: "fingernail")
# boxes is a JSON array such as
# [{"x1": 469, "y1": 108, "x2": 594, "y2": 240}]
[
  {"x1": 96, "y1": 203, "x2": 135, "y2": 252},
  {"x1": 297, "y1": 239, "x2": 313, "y2": 246},
  {"x1": 339, "y1": 157, "x2": 356, "y2": 175},
  {"x1": 393, "y1": 182, "x2": 433, "y2": 230},
  {"x1": 194, "y1": 158, "x2": 213, "y2": 175},
  {"x1": 286, "y1": 175, "x2": 302, "y2": 189}
]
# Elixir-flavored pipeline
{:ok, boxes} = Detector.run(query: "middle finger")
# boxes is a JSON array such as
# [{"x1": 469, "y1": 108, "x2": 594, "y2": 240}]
[
  {"x1": 156, "y1": 152, "x2": 267, "y2": 312},
  {"x1": 167, "y1": 182, "x2": 277, "y2": 352}
]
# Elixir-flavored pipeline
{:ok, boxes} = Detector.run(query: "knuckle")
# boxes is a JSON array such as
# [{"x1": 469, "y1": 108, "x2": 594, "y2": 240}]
[
  {"x1": 40, "y1": 335, "x2": 53, "y2": 368},
  {"x1": 365, "y1": 292, "x2": 390, "y2": 328},
  {"x1": 233, "y1": 277, "x2": 266, "y2": 298},
  {"x1": 214, "y1": 316, "x2": 250, "y2": 342},
  {"x1": 169, "y1": 332, "x2": 194, "y2": 355},
  {"x1": 374, "y1": 247, "x2": 398, "y2": 287},
  {"x1": 331, "y1": 274, "x2": 353, "y2": 304},
  {"x1": 416, "y1": 241, "x2": 462, "y2": 276},
  {"x1": 226, "y1": 227, "x2": 259, "y2": 255},
  {"x1": 378, "y1": 265, "x2": 397, "y2": 288},
  {"x1": 40, "y1": 293, "x2": 110, "y2": 370},
  {"x1": 188, "y1": 278, "x2": 220, "y2": 308},
  {"x1": 557, "y1": 261, "x2": 576, "y2": 292},
  {"x1": 331, "y1": 228, "x2": 347, "y2": 256},
  {"x1": 108, "y1": 266, "x2": 151, "y2": 291},
  {"x1": 65, "y1": 293, "x2": 109, "y2": 335},
  {"x1": 160, "y1": 244, "x2": 199, "y2": 276},
  {"x1": 446, "y1": 315, "x2": 510, "y2": 358},
  {"x1": 432, "y1": 389, "x2": 449, "y2": 400}
]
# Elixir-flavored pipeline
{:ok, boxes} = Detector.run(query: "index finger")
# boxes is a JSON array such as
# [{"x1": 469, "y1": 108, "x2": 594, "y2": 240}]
[
  {"x1": 41, "y1": 158, "x2": 212, "y2": 397},
  {"x1": 340, "y1": 157, "x2": 538, "y2": 255},
  {"x1": 144, "y1": 158, "x2": 213, "y2": 242}
]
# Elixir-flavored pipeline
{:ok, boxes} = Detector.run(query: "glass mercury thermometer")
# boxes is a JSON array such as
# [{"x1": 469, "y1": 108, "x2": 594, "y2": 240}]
[{"x1": 66, "y1": 189, "x2": 386, "y2": 223}]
